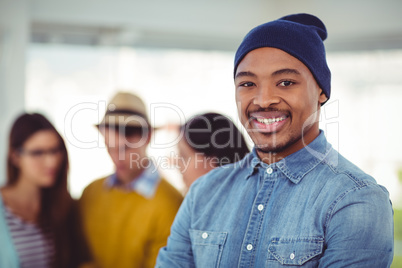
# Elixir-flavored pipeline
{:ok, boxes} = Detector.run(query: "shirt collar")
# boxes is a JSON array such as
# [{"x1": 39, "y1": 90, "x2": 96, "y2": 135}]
[
  {"x1": 242, "y1": 149, "x2": 262, "y2": 179},
  {"x1": 245, "y1": 131, "x2": 332, "y2": 184},
  {"x1": 104, "y1": 161, "x2": 161, "y2": 199}
]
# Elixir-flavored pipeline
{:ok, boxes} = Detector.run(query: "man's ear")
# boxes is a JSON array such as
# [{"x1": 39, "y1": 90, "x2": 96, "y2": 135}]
[{"x1": 318, "y1": 90, "x2": 328, "y2": 105}]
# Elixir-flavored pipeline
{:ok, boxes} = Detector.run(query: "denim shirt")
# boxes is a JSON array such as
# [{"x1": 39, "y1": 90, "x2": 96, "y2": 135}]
[
  {"x1": 156, "y1": 131, "x2": 394, "y2": 267},
  {"x1": 104, "y1": 161, "x2": 160, "y2": 199}
]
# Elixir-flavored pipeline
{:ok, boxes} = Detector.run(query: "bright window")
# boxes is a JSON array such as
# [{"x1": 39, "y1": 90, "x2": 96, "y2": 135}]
[{"x1": 26, "y1": 44, "x2": 402, "y2": 207}]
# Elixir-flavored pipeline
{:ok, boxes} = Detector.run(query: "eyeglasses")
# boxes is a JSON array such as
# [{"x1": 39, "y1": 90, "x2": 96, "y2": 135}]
[{"x1": 18, "y1": 147, "x2": 63, "y2": 159}]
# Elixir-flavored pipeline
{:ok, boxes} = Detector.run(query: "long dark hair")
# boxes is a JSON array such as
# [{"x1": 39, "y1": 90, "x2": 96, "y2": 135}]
[
  {"x1": 6, "y1": 113, "x2": 86, "y2": 268},
  {"x1": 181, "y1": 112, "x2": 250, "y2": 165}
]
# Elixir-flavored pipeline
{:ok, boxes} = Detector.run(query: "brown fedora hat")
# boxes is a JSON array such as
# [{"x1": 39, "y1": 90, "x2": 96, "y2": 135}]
[{"x1": 97, "y1": 92, "x2": 150, "y2": 128}]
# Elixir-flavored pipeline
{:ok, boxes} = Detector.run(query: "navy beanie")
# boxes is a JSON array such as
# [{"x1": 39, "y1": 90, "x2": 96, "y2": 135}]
[{"x1": 234, "y1": 13, "x2": 331, "y2": 100}]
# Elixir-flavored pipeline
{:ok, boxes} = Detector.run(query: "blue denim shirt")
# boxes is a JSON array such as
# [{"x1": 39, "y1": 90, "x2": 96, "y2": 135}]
[{"x1": 156, "y1": 131, "x2": 394, "y2": 267}]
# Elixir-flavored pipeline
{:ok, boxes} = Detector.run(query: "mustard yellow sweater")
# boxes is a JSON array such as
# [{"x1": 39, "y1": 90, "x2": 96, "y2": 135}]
[{"x1": 79, "y1": 177, "x2": 183, "y2": 268}]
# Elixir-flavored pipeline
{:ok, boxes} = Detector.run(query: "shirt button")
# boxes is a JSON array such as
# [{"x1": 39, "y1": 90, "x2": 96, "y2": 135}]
[
  {"x1": 266, "y1": 167, "x2": 273, "y2": 174},
  {"x1": 290, "y1": 253, "x2": 295, "y2": 260},
  {"x1": 202, "y1": 232, "x2": 208, "y2": 239},
  {"x1": 257, "y1": 204, "x2": 264, "y2": 211},
  {"x1": 246, "y1": 244, "x2": 253, "y2": 251}
]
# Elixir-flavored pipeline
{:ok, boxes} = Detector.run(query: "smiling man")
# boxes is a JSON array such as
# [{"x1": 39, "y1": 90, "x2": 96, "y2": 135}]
[
  {"x1": 235, "y1": 47, "x2": 327, "y2": 163},
  {"x1": 156, "y1": 14, "x2": 394, "y2": 267}
]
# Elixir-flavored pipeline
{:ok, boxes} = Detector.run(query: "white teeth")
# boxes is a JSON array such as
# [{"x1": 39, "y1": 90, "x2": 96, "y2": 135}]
[{"x1": 256, "y1": 117, "x2": 286, "y2": 124}]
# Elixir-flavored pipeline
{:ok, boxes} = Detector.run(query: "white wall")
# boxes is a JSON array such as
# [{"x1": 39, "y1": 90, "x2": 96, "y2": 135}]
[{"x1": 0, "y1": 0, "x2": 28, "y2": 185}]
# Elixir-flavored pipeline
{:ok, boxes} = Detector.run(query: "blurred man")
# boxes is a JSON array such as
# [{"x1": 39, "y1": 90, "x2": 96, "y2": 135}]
[
  {"x1": 156, "y1": 14, "x2": 394, "y2": 267},
  {"x1": 80, "y1": 92, "x2": 182, "y2": 268}
]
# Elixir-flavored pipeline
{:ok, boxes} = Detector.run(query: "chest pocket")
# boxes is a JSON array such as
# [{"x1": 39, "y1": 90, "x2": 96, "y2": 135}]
[
  {"x1": 267, "y1": 237, "x2": 324, "y2": 266},
  {"x1": 189, "y1": 229, "x2": 227, "y2": 268}
]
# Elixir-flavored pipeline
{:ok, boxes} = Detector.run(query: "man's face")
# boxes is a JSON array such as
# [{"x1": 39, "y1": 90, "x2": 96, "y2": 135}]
[
  {"x1": 101, "y1": 127, "x2": 150, "y2": 181},
  {"x1": 235, "y1": 47, "x2": 327, "y2": 160}
]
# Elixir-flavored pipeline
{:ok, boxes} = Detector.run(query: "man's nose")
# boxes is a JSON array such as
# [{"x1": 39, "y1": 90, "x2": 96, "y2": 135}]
[{"x1": 253, "y1": 85, "x2": 280, "y2": 108}]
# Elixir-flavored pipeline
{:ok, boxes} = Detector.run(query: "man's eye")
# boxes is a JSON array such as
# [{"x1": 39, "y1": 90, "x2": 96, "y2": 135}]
[
  {"x1": 240, "y1": 82, "x2": 255, "y2": 87},
  {"x1": 278, "y1": 81, "x2": 294, "y2": 87}
]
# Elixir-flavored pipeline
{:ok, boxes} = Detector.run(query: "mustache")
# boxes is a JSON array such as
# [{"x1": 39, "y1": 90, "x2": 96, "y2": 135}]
[
  {"x1": 243, "y1": 107, "x2": 290, "y2": 131},
  {"x1": 247, "y1": 107, "x2": 290, "y2": 116}
]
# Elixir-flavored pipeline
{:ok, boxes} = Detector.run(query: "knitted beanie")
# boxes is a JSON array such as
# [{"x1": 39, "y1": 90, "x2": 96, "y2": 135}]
[{"x1": 234, "y1": 13, "x2": 331, "y2": 100}]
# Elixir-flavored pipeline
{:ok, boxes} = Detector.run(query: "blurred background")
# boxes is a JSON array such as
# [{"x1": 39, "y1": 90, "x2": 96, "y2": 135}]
[{"x1": 1, "y1": 0, "x2": 402, "y2": 265}]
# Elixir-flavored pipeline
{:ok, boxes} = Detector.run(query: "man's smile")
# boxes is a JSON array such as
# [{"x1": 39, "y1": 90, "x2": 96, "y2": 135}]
[{"x1": 249, "y1": 111, "x2": 289, "y2": 133}]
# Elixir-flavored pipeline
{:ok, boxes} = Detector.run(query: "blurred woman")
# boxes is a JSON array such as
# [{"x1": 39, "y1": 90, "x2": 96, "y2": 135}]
[
  {"x1": 178, "y1": 112, "x2": 250, "y2": 189},
  {"x1": 0, "y1": 113, "x2": 91, "y2": 268}
]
